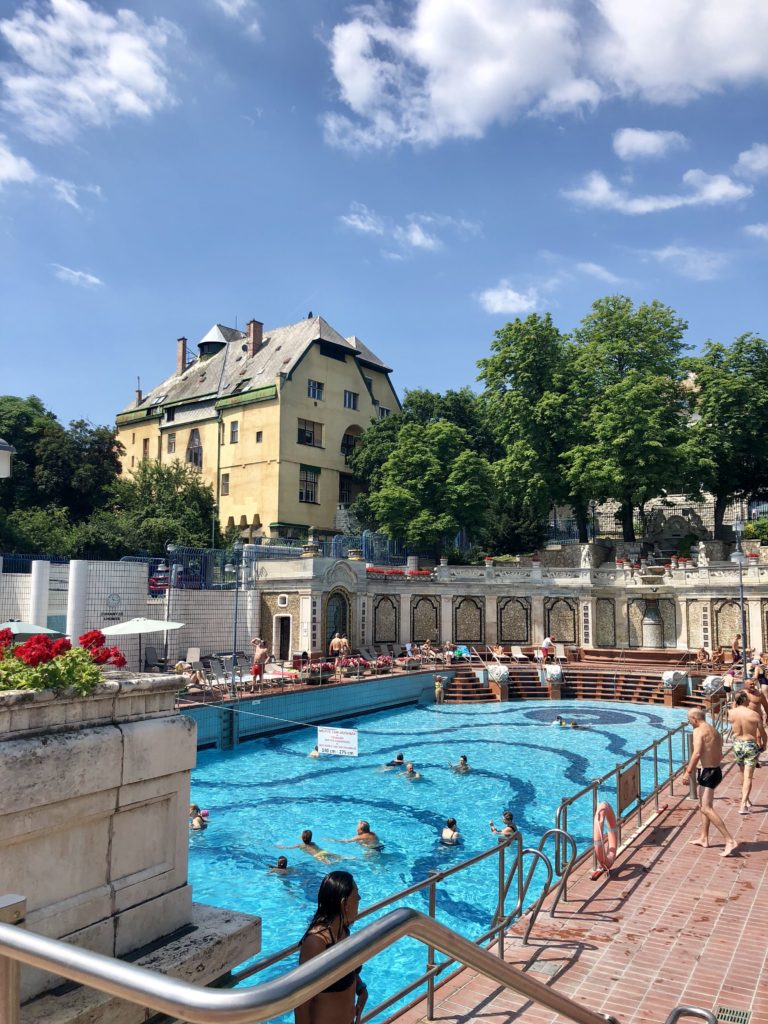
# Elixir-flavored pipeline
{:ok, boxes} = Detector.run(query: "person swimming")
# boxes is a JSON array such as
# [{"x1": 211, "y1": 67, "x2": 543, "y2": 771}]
[
  {"x1": 401, "y1": 761, "x2": 421, "y2": 780},
  {"x1": 440, "y1": 818, "x2": 460, "y2": 845},
  {"x1": 327, "y1": 820, "x2": 384, "y2": 851},
  {"x1": 277, "y1": 829, "x2": 342, "y2": 864},
  {"x1": 384, "y1": 753, "x2": 405, "y2": 769},
  {"x1": 451, "y1": 755, "x2": 470, "y2": 773}
]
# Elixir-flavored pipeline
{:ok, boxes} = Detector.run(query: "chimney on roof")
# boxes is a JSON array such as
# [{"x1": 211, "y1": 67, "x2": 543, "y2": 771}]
[
  {"x1": 248, "y1": 319, "x2": 263, "y2": 356},
  {"x1": 135, "y1": 382, "x2": 142, "y2": 405},
  {"x1": 176, "y1": 336, "x2": 187, "y2": 375}
]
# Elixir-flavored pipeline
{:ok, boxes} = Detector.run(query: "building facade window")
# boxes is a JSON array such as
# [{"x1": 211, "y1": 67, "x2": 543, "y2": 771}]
[
  {"x1": 307, "y1": 379, "x2": 324, "y2": 400},
  {"x1": 256, "y1": 430, "x2": 263, "y2": 443},
  {"x1": 186, "y1": 428, "x2": 203, "y2": 469},
  {"x1": 299, "y1": 467, "x2": 319, "y2": 503},
  {"x1": 230, "y1": 421, "x2": 239, "y2": 444},
  {"x1": 167, "y1": 432, "x2": 176, "y2": 454},
  {"x1": 378, "y1": 407, "x2": 391, "y2": 419},
  {"x1": 221, "y1": 473, "x2": 229, "y2": 496},
  {"x1": 339, "y1": 474, "x2": 353, "y2": 505},
  {"x1": 297, "y1": 418, "x2": 323, "y2": 447},
  {"x1": 142, "y1": 438, "x2": 149, "y2": 460},
  {"x1": 166, "y1": 407, "x2": 175, "y2": 422},
  {"x1": 343, "y1": 390, "x2": 359, "y2": 410}
]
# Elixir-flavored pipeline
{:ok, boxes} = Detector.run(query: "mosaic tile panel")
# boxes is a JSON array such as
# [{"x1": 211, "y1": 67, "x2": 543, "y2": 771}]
[
  {"x1": 497, "y1": 597, "x2": 530, "y2": 644},
  {"x1": 453, "y1": 596, "x2": 484, "y2": 643},
  {"x1": 686, "y1": 600, "x2": 703, "y2": 649},
  {"x1": 373, "y1": 595, "x2": 399, "y2": 644},
  {"x1": 545, "y1": 598, "x2": 577, "y2": 644},
  {"x1": 595, "y1": 598, "x2": 616, "y2": 647},
  {"x1": 411, "y1": 595, "x2": 439, "y2": 642},
  {"x1": 713, "y1": 599, "x2": 746, "y2": 651}
]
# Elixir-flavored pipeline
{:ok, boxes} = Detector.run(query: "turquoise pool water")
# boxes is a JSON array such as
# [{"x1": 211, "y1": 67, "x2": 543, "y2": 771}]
[{"x1": 188, "y1": 699, "x2": 687, "y2": 1018}]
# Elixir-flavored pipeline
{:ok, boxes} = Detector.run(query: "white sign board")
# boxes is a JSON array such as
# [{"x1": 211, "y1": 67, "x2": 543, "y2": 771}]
[{"x1": 317, "y1": 726, "x2": 358, "y2": 757}]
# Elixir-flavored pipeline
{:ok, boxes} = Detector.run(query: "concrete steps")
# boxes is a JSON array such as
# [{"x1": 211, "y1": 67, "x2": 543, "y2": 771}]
[{"x1": 444, "y1": 665, "x2": 497, "y2": 703}]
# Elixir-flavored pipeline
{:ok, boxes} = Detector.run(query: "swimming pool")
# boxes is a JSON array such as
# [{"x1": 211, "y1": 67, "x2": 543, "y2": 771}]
[{"x1": 188, "y1": 699, "x2": 687, "y2": 1018}]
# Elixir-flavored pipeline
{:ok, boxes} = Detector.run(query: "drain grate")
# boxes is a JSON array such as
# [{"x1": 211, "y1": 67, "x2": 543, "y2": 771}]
[
  {"x1": 716, "y1": 1008, "x2": 751, "y2": 1024},
  {"x1": 528, "y1": 961, "x2": 561, "y2": 977}
]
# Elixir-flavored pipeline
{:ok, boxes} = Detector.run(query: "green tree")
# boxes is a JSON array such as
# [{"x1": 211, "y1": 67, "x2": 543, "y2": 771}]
[
  {"x1": 478, "y1": 313, "x2": 591, "y2": 545},
  {"x1": 108, "y1": 459, "x2": 219, "y2": 553},
  {"x1": 683, "y1": 333, "x2": 768, "y2": 539},
  {"x1": 368, "y1": 421, "x2": 494, "y2": 550},
  {"x1": 564, "y1": 296, "x2": 689, "y2": 541}
]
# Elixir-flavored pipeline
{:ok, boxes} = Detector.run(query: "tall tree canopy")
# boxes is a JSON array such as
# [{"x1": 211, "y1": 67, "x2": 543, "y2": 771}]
[
  {"x1": 563, "y1": 296, "x2": 690, "y2": 540},
  {"x1": 683, "y1": 333, "x2": 768, "y2": 539},
  {"x1": 368, "y1": 420, "x2": 493, "y2": 550}
]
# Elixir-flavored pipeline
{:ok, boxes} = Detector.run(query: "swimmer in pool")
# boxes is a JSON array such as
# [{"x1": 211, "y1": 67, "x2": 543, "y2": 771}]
[
  {"x1": 440, "y1": 818, "x2": 460, "y2": 845},
  {"x1": 277, "y1": 829, "x2": 342, "y2": 864},
  {"x1": 327, "y1": 820, "x2": 383, "y2": 851},
  {"x1": 401, "y1": 761, "x2": 421, "y2": 780},
  {"x1": 383, "y1": 753, "x2": 405, "y2": 770},
  {"x1": 489, "y1": 810, "x2": 517, "y2": 837},
  {"x1": 450, "y1": 755, "x2": 470, "y2": 773},
  {"x1": 308, "y1": 745, "x2": 320, "y2": 758},
  {"x1": 269, "y1": 856, "x2": 292, "y2": 874}
]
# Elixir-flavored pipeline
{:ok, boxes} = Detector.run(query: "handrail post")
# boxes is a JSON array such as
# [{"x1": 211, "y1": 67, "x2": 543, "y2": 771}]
[
  {"x1": 686, "y1": 734, "x2": 698, "y2": 801},
  {"x1": 0, "y1": 896, "x2": 26, "y2": 1024},
  {"x1": 426, "y1": 874, "x2": 437, "y2": 1021},
  {"x1": 653, "y1": 740, "x2": 660, "y2": 813},
  {"x1": 635, "y1": 752, "x2": 643, "y2": 828},
  {"x1": 561, "y1": 804, "x2": 569, "y2": 901},
  {"x1": 497, "y1": 840, "x2": 505, "y2": 959},
  {"x1": 668, "y1": 733, "x2": 674, "y2": 795},
  {"x1": 591, "y1": 784, "x2": 598, "y2": 872}
]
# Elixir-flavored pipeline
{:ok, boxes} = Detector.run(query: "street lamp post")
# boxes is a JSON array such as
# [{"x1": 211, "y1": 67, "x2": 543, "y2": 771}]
[
  {"x1": 211, "y1": 503, "x2": 217, "y2": 550},
  {"x1": 164, "y1": 542, "x2": 177, "y2": 668},
  {"x1": 732, "y1": 520, "x2": 748, "y2": 686},
  {"x1": 225, "y1": 540, "x2": 244, "y2": 693}
]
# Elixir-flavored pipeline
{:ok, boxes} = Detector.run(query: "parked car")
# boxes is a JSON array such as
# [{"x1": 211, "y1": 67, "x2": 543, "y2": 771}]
[{"x1": 148, "y1": 566, "x2": 204, "y2": 596}]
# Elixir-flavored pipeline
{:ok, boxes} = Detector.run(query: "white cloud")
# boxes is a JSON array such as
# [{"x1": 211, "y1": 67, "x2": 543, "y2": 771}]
[
  {"x1": 745, "y1": 223, "x2": 768, "y2": 240},
  {"x1": 324, "y1": 0, "x2": 596, "y2": 150},
  {"x1": 51, "y1": 263, "x2": 103, "y2": 287},
  {"x1": 49, "y1": 177, "x2": 101, "y2": 210},
  {"x1": 564, "y1": 168, "x2": 751, "y2": 215},
  {"x1": 478, "y1": 281, "x2": 538, "y2": 314},
  {"x1": 339, "y1": 202, "x2": 476, "y2": 255},
  {"x1": 613, "y1": 128, "x2": 688, "y2": 160},
  {"x1": 0, "y1": 133, "x2": 37, "y2": 186},
  {"x1": 734, "y1": 143, "x2": 768, "y2": 179},
  {"x1": 576, "y1": 261, "x2": 621, "y2": 283},
  {"x1": 393, "y1": 221, "x2": 441, "y2": 251},
  {"x1": 0, "y1": 0, "x2": 177, "y2": 143},
  {"x1": 649, "y1": 245, "x2": 728, "y2": 281},
  {"x1": 592, "y1": 0, "x2": 768, "y2": 103},
  {"x1": 210, "y1": 0, "x2": 262, "y2": 38},
  {"x1": 339, "y1": 201, "x2": 385, "y2": 235},
  {"x1": 325, "y1": 1, "x2": 768, "y2": 150}
]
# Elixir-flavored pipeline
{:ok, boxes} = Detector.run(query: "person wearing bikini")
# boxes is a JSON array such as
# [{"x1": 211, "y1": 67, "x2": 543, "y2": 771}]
[
  {"x1": 295, "y1": 871, "x2": 367, "y2": 1024},
  {"x1": 682, "y1": 708, "x2": 737, "y2": 857}
]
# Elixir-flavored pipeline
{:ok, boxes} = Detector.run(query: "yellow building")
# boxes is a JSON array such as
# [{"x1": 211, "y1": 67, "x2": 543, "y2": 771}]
[{"x1": 115, "y1": 315, "x2": 400, "y2": 540}]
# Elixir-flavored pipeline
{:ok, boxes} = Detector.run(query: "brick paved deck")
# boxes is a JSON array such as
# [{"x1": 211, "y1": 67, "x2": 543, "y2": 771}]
[{"x1": 396, "y1": 758, "x2": 768, "y2": 1024}]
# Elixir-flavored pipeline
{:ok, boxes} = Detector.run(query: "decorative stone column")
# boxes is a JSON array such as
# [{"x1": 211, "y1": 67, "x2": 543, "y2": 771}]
[{"x1": 440, "y1": 595, "x2": 452, "y2": 643}]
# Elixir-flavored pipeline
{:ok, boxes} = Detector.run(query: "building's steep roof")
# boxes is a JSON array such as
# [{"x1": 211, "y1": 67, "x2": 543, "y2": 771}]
[
  {"x1": 119, "y1": 315, "x2": 393, "y2": 415},
  {"x1": 345, "y1": 335, "x2": 392, "y2": 372}
]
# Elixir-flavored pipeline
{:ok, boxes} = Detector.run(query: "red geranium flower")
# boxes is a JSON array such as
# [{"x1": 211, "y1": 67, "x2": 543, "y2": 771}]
[
  {"x1": 79, "y1": 629, "x2": 105, "y2": 651},
  {"x1": 0, "y1": 628, "x2": 13, "y2": 650},
  {"x1": 51, "y1": 638, "x2": 72, "y2": 657}
]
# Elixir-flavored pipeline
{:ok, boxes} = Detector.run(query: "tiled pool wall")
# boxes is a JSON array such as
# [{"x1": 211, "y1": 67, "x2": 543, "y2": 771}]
[{"x1": 182, "y1": 671, "x2": 442, "y2": 749}]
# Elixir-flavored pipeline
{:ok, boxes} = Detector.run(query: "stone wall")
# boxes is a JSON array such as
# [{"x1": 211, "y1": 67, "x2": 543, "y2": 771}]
[{"x1": 0, "y1": 677, "x2": 196, "y2": 1001}]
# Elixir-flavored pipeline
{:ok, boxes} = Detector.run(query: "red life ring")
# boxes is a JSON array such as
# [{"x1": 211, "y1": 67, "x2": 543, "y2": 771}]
[{"x1": 593, "y1": 801, "x2": 618, "y2": 872}]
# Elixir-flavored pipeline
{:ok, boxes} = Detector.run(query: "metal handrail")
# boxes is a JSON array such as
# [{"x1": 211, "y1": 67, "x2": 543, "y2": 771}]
[
  {"x1": 0, "y1": 903, "x2": 618, "y2": 1024},
  {"x1": 553, "y1": 709, "x2": 730, "y2": 890}
]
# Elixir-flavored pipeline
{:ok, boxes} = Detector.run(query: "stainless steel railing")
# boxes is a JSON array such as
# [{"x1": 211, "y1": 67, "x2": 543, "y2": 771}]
[
  {"x1": 0, "y1": 895, "x2": 618, "y2": 1024},
  {"x1": 231, "y1": 831, "x2": 528, "y2": 1023},
  {"x1": 553, "y1": 706, "x2": 730, "y2": 887}
]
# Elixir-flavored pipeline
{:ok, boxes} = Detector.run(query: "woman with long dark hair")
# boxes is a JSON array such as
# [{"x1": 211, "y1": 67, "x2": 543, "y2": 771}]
[{"x1": 295, "y1": 871, "x2": 367, "y2": 1024}]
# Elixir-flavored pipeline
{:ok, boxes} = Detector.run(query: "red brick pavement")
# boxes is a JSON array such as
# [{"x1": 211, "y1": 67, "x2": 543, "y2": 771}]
[{"x1": 395, "y1": 759, "x2": 768, "y2": 1024}]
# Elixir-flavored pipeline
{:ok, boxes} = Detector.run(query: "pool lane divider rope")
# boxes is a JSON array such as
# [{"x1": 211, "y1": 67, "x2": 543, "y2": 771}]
[{"x1": 200, "y1": 702, "x2": 350, "y2": 733}]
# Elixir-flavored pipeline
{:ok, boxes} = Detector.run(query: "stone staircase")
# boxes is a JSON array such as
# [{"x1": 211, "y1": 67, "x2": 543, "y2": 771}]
[{"x1": 444, "y1": 663, "x2": 496, "y2": 703}]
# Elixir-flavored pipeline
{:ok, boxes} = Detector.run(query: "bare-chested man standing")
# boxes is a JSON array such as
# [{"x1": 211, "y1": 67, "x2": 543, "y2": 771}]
[
  {"x1": 729, "y1": 691, "x2": 767, "y2": 814},
  {"x1": 741, "y1": 676, "x2": 768, "y2": 726},
  {"x1": 682, "y1": 708, "x2": 737, "y2": 857}
]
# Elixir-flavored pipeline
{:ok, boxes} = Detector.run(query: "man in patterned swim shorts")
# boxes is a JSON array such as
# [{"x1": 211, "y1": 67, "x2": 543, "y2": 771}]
[
  {"x1": 683, "y1": 708, "x2": 737, "y2": 857},
  {"x1": 729, "y1": 691, "x2": 766, "y2": 814}
]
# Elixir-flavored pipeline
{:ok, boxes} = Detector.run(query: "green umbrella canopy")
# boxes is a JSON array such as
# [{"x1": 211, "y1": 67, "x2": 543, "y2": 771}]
[{"x1": 0, "y1": 620, "x2": 64, "y2": 641}]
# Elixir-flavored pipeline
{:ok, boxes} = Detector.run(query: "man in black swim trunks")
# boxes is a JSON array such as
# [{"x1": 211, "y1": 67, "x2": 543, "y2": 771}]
[{"x1": 682, "y1": 708, "x2": 737, "y2": 857}]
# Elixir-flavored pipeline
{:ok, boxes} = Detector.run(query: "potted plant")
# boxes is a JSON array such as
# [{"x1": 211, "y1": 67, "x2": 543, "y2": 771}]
[{"x1": 0, "y1": 628, "x2": 126, "y2": 694}]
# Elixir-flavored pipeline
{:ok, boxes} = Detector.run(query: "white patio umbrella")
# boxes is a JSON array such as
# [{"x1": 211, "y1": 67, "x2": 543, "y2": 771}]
[
  {"x1": 0, "y1": 620, "x2": 65, "y2": 641},
  {"x1": 101, "y1": 617, "x2": 184, "y2": 670}
]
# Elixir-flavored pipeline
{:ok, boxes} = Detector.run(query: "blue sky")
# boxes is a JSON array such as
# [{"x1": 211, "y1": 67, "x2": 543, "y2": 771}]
[{"x1": 1, "y1": 0, "x2": 767, "y2": 428}]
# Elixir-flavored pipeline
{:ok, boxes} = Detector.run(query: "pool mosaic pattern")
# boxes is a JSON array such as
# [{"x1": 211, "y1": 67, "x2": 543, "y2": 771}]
[{"x1": 188, "y1": 700, "x2": 687, "y2": 1017}]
